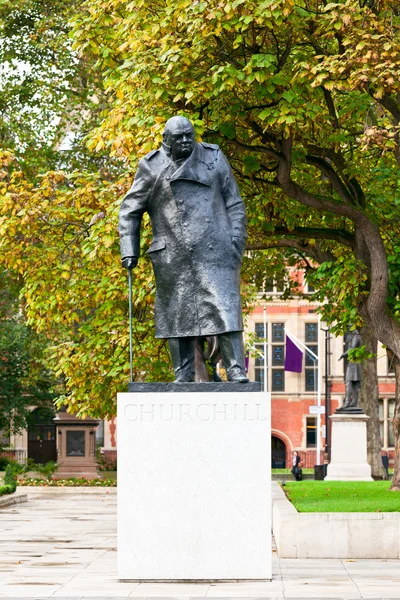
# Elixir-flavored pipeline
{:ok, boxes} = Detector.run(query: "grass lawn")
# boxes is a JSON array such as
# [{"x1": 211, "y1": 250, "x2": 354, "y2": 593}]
[{"x1": 283, "y1": 480, "x2": 400, "y2": 512}]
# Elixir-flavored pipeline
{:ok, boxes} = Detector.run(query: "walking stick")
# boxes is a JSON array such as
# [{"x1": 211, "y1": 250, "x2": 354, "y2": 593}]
[{"x1": 128, "y1": 267, "x2": 134, "y2": 383}]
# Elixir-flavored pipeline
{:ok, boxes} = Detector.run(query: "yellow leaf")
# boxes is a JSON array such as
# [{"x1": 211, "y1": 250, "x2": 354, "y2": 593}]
[{"x1": 103, "y1": 234, "x2": 114, "y2": 248}]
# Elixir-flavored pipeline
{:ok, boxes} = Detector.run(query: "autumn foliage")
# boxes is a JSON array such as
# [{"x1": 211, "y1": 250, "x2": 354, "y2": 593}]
[{"x1": 1, "y1": 0, "x2": 400, "y2": 485}]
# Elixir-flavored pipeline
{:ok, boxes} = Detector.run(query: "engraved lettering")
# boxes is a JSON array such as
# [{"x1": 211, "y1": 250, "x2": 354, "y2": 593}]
[
  {"x1": 160, "y1": 404, "x2": 174, "y2": 421},
  {"x1": 212, "y1": 403, "x2": 237, "y2": 421},
  {"x1": 255, "y1": 404, "x2": 267, "y2": 421},
  {"x1": 125, "y1": 402, "x2": 267, "y2": 422},
  {"x1": 232, "y1": 403, "x2": 237, "y2": 421},
  {"x1": 178, "y1": 404, "x2": 194, "y2": 421},
  {"x1": 125, "y1": 404, "x2": 138, "y2": 421},
  {"x1": 196, "y1": 404, "x2": 211, "y2": 421},
  {"x1": 212, "y1": 403, "x2": 228, "y2": 421},
  {"x1": 140, "y1": 404, "x2": 155, "y2": 421},
  {"x1": 243, "y1": 403, "x2": 256, "y2": 421}
]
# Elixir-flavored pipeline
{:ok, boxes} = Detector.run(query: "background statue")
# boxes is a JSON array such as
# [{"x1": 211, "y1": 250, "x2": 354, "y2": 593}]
[
  {"x1": 338, "y1": 328, "x2": 361, "y2": 409},
  {"x1": 119, "y1": 116, "x2": 248, "y2": 383}
]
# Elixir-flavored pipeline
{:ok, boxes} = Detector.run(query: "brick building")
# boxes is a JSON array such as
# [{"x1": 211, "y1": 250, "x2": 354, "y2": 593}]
[{"x1": 245, "y1": 271, "x2": 396, "y2": 469}]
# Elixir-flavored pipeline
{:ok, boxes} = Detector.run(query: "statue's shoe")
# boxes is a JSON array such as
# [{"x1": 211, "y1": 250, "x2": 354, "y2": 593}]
[{"x1": 227, "y1": 368, "x2": 249, "y2": 383}]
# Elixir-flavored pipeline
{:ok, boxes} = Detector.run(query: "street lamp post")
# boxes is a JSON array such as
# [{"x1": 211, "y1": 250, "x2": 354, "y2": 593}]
[{"x1": 321, "y1": 326, "x2": 332, "y2": 461}]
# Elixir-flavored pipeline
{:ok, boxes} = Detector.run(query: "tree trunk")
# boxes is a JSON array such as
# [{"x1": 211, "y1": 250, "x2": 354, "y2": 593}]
[
  {"x1": 359, "y1": 326, "x2": 387, "y2": 479},
  {"x1": 390, "y1": 356, "x2": 400, "y2": 490}
]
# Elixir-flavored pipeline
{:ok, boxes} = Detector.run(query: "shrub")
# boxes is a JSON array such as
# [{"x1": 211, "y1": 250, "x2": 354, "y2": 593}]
[
  {"x1": 8, "y1": 459, "x2": 31, "y2": 475},
  {"x1": 34, "y1": 461, "x2": 59, "y2": 480},
  {"x1": 3, "y1": 464, "x2": 17, "y2": 493},
  {"x1": 0, "y1": 457, "x2": 10, "y2": 470},
  {"x1": 0, "y1": 484, "x2": 16, "y2": 495},
  {"x1": 96, "y1": 450, "x2": 117, "y2": 472}
]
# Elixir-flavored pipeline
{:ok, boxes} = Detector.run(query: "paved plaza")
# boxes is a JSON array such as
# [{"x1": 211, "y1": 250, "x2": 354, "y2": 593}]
[{"x1": 0, "y1": 488, "x2": 399, "y2": 599}]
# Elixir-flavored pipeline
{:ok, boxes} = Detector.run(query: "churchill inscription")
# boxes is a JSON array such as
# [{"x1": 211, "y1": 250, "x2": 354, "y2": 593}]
[{"x1": 124, "y1": 402, "x2": 268, "y2": 422}]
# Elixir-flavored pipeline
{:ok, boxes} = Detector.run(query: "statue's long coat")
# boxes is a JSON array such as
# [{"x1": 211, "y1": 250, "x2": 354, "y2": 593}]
[
  {"x1": 119, "y1": 141, "x2": 247, "y2": 338},
  {"x1": 344, "y1": 332, "x2": 362, "y2": 382}
]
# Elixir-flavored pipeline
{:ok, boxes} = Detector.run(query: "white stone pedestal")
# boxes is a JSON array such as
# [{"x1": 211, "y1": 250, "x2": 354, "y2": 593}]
[
  {"x1": 326, "y1": 413, "x2": 373, "y2": 481},
  {"x1": 117, "y1": 388, "x2": 271, "y2": 581}
]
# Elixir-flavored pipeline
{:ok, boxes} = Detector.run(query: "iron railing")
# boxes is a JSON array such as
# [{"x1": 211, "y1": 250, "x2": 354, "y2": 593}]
[{"x1": 0, "y1": 449, "x2": 27, "y2": 465}]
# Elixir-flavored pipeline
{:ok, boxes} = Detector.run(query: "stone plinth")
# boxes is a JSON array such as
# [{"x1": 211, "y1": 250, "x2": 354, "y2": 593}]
[
  {"x1": 326, "y1": 413, "x2": 373, "y2": 481},
  {"x1": 117, "y1": 384, "x2": 271, "y2": 581},
  {"x1": 53, "y1": 412, "x2": 99, "y2": 479}
]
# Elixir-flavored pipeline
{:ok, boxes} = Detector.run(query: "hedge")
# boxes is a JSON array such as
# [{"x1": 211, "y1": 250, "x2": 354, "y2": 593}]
[
  {"x1": 0, "y1": 484, "x2": 16, "y2": 495},
  {"x1": 1, "y1": 465, "x2": 17, "y2": 494}
]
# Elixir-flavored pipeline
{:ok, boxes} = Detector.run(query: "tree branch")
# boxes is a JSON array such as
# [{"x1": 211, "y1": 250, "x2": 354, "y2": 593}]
[
  {"x1": 377, "y1": 92, "x2": 400, "y2": 123},
  {"x1": 321, "y1": 86, "x2": 340, "y2": 129},
  {"x1": 277, "y1": 30, "x2": 292, "y2": 70},
  {"x1": 245, "y1": 100, "x2": 280, "y2": 111},
  {"x1": 306, "y1": 144, "x2": 366, "y2": 206},
  {"x1": 306, "y1": 155, "x2": 355, "y2": 204},
  {"x1": 273, "y1": 225, "x2": 355, "y2": 248},
  {"x1": 231, "y1": 138, "x2": 281, "y2": 161},
  {"x1": 246, "y1": 239, "x2": 335, "y2": 263}
]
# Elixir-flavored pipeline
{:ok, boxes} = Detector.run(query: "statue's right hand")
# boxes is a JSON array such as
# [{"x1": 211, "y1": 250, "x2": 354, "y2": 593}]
[{"x1": 122, "y1": 256, "x2": 138, "y2": 270}]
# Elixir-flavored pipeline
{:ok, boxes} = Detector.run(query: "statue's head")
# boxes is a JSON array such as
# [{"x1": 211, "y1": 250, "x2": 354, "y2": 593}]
[
  {"x1": 163, "y1": 116, "x2": 195, "y2": 161},
  {"x1": 347, "y1": 324, "x2": 359, "y2": 335}
]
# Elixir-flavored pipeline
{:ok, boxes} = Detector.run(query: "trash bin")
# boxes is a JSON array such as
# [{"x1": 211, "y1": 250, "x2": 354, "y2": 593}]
[
  {"x1": 382, "y1": 454, "x2": 389, "y2": 477},
  {"x1": 314, "y1": 464, "x2": 327, "y2": 480}
]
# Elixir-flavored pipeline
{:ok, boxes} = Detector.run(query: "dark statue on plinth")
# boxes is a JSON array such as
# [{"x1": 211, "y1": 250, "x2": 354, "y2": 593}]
[
  {"x1": 119, "y1": 116, "x2": 249, "y2": 383},
  {"x1": 337, "y1": 328, "x2": 363, "y2": 413}
]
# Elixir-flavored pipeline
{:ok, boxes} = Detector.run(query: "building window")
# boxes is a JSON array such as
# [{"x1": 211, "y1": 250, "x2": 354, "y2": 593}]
[
  {"x1": 379, "y1": 398, "x2": 395, "y2": 448},
  {"x1": 272, "y1": 322, "x2": 284, "y2": 342},
  {"x1": 272, "y1": 322, "x2": 285, "y2": 391},
  {"x1": 0, "y1": 430, "x2": 10, "y2": 447},
  {"x1": 96, "y1": 420, "x2": 104, "y2": 447},
  {"x1": 264, "y1": 277, "x2": 274, "y2": 293},
  {"x1": 255, "y1": 274, "x2": 285, "y2": 294},
  {"x1": 387, "y1": 354, "x2": 395, "y2": 375},
  {"x1": 272, "y1": 369, "x2": 285, "y2": 392},
  {"x1": 388, "y1": 400, "x2": 395, "y2": 446},
  {"x1": 254, "y1": 322, "x2": 267, "y2": 387},
  {"x1": 253, "y1": 321, "x2": 285, "y2": 391},
  {"x1": 305, "y1": 323, "x2": 318, "y2": 343},
  {"x1": 379, "y1": 400, "x2": 384, "y2": 446},
  {"x1": 305, "y1": 323, "x2": 318, "y2": 391},
  {"x1": 272, "y1": 345, "x2": 284, "y2": 366},
  {"x1": 305, "y1": 367, "x2": 316, "y2": 392},
  {"x1": 306, "y1": 417, "x2": 317, "y2": 448},
  {"x1": 255, "y1": 322, "x2": 267, "y2": 339}
]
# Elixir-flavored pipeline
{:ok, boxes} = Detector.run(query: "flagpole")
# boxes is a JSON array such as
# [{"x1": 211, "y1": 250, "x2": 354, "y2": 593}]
[
  {"x1": 317, "y1": 315, "x2": 327, "y2": 465},
  {"x1": 316, "y1": 314, "x2": 321, "y2": 466},
  {"x1": 286, "y1": 327, "x2": 321, "y2": 465},
  {"x1": 263, "y1": 307, "x2": 268, "y2": 393}
]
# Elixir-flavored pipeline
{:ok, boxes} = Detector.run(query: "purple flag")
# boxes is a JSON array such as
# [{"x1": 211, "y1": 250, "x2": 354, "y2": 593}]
[{"x1": 284, "y1": 334, "x2": 303, "y2": 373}]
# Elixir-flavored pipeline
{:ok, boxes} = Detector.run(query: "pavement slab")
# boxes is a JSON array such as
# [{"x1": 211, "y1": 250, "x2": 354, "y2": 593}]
[{"x1": 0, "y1": 489, "x2": 399, "y2": 598}]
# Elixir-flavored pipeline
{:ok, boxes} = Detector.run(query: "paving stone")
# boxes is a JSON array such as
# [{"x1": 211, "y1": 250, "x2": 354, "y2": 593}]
[{"x1": 0, "y1": 490, "x2": 399, "y2": 599}]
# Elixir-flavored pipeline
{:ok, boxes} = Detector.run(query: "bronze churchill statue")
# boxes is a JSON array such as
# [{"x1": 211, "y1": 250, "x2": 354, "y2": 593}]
[{"x1": 119, "y1": 116, "x2": 248, "y2": 383}]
